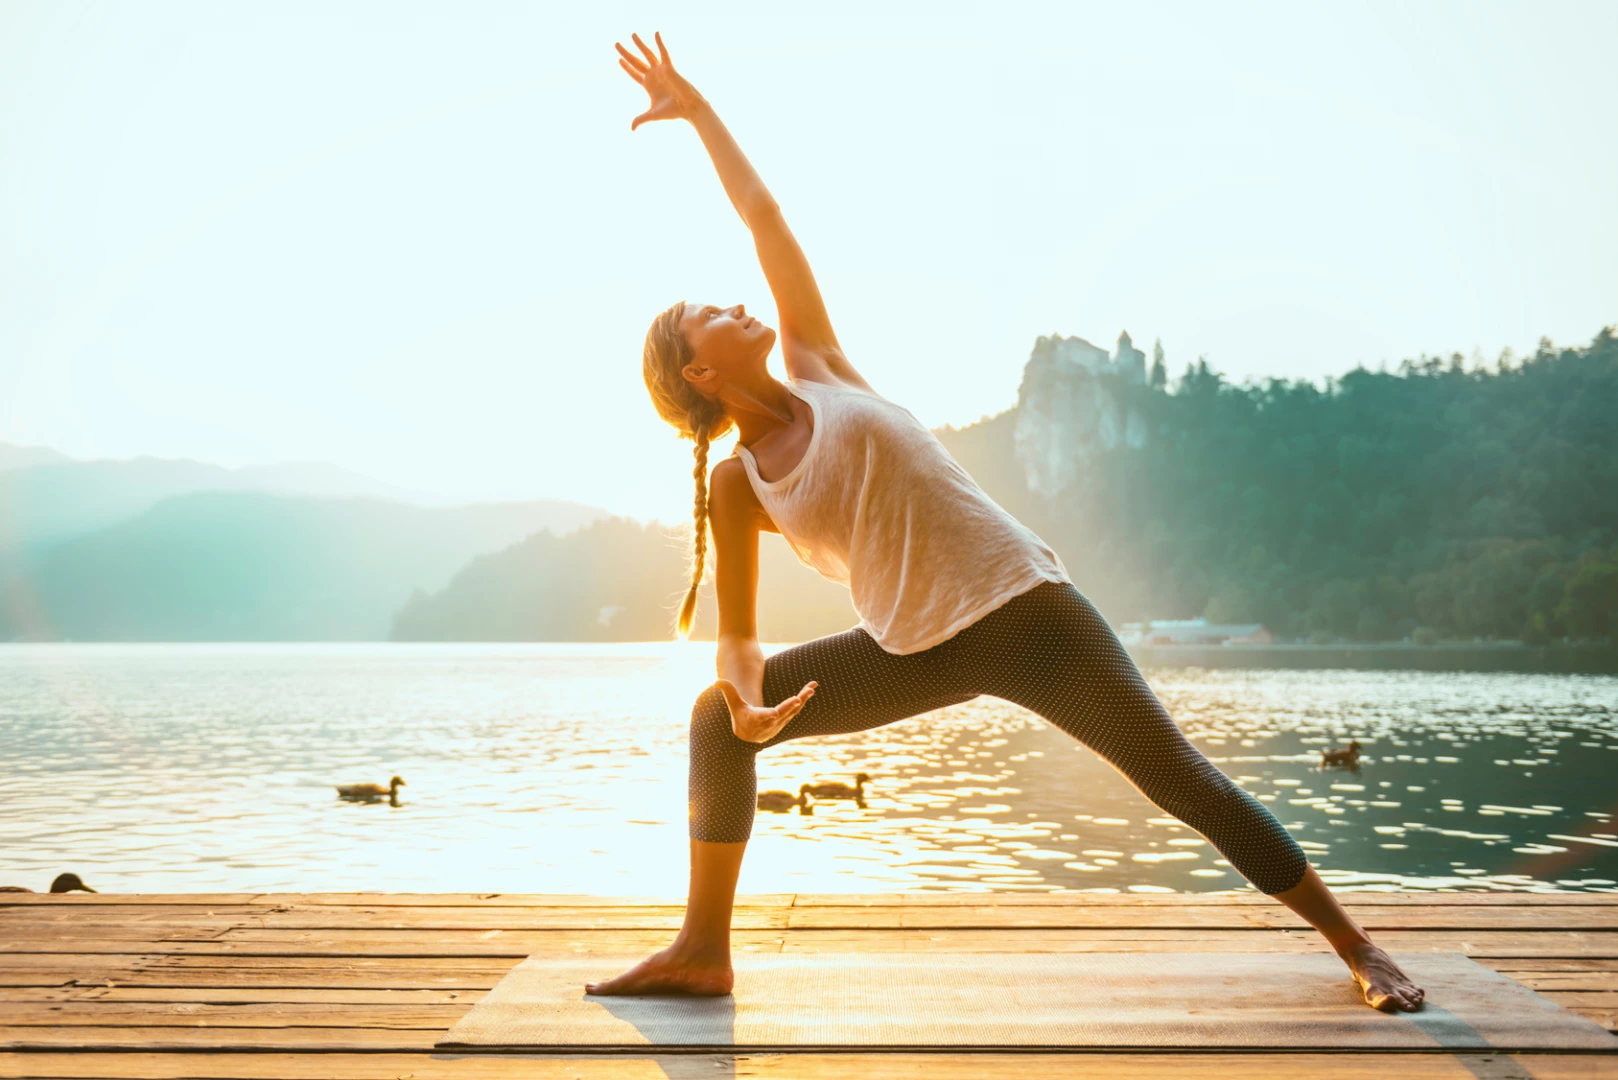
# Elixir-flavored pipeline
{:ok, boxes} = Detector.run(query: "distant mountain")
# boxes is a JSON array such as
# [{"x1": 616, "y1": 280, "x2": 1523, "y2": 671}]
[
  {"x1": 0, "y1": 442, "x2": 73, "y2": 472},
  {"x1": 391, "y1": 515, "x2": 857, "y2": 643},
  {"x1": 0, "y1": 491, "x2": 611, "y2": 641},
  {"x1": 0, "y1": 445, "x2": 455, "y2": 560}
]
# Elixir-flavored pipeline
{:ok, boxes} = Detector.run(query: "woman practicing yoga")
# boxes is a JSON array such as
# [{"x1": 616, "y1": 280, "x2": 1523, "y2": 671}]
[{"x1": 593, "y1": 31, "x2": 1424, "y2": 1013}]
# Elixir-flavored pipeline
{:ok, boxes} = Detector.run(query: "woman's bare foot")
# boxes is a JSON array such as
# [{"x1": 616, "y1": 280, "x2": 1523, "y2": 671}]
[
  {"x1": 1341, "y1": 940, "x2": 1425, "y2": 1011},
  {"x1": 585, "y1": 944, "x2": 733, "y2": 996}
]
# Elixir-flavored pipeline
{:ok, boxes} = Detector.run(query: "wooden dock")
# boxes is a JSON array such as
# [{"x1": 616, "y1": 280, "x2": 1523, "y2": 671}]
[{"x1": 2, "y1": 890, "x2": 1615, "y2": 1078}]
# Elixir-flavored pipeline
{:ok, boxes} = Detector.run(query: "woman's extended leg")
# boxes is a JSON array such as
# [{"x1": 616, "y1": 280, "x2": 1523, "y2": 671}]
[
  {"x1": 587, "y1": 624, "x2": 977, "y2": 995},
  {"x1": 960, "y1": 580, "x2": 1424, "y2": 1011}
]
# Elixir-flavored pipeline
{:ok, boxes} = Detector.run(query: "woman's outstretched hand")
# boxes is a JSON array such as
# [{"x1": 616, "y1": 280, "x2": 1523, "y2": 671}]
[
  {"x1": 715, "y1": 678, "x2": 817, "y2": 744},
  {"x1": 615, "y1": 31, "x2": 704, "y2": 130}
]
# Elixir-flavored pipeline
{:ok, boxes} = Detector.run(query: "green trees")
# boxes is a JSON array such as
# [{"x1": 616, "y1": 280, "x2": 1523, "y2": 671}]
[{"x1": 981, "y1": 327, "x2": 1618, "y2": 644}]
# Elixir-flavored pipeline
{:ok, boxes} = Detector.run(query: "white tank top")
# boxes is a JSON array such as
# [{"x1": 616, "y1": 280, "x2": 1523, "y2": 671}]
[{"x1": 732, "y1": 377, "x2": 1072, "y2": 655}]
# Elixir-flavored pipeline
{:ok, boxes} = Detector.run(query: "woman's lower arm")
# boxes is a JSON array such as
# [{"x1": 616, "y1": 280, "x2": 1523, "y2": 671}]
[
  {"x1": 686, "y1": 99, "x2": 777, "y2": 227},
  {"x1": 716, "y1": 633, "x2": 766, "y2": 707}
]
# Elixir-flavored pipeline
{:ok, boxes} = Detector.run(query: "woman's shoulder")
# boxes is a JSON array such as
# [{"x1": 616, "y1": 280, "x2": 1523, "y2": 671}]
[
  {"x1": 709, "y1": 455, "x2": 766, "y2": 520},
  {"x1": 790, "y1": 373, "x2": 887, "y2": 402},
  {"x1": 793, "y1": 374, "x2": 919, "y2": 424}
]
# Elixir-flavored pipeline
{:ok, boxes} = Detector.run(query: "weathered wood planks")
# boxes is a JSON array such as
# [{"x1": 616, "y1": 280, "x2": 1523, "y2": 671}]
[{"x1": 0, "y1": 892, "x2": 1613, "y2": 1078}]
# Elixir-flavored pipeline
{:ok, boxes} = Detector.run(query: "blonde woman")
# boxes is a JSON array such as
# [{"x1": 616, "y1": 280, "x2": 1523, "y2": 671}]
[{"x1": 592, "y1": 31, "x2": 1423, "y2": 1013}]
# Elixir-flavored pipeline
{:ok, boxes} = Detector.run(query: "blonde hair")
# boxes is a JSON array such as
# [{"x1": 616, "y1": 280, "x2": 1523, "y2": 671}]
[{"x1": 643, "y1": 301, "x2": 736, "y2": 639}]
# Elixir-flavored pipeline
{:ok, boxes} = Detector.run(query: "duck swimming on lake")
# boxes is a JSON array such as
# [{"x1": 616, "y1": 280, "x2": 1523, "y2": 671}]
[
  {"x1": 337, "y1": 775, "x2": 406, "y2": 800},
  {"x1": 0, "y1": 872, "x2": 97, "y2": 894},
  {"x1": 756, "y1": 789, "x2": 813, "y2": 813},
  {"x1": 801, "y1": 772, "x2": 871, "y2": 801},
  {"x1": 1321, "y1": 742, "x2": 1363, "y2": 769}
]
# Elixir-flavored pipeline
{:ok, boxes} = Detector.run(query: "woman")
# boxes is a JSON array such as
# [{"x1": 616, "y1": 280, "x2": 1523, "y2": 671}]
[{"x1": 592, "y1": 31, "x2": 1424, "y2": 1013}]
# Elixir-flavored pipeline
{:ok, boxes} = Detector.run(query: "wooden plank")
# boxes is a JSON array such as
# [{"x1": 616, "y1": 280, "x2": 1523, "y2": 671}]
[
  {"x1": 9, "y1": 890, "x2": 1615, "y2": 907},
  {"x1": 0, "y1": 954, "x2": 155, "y2": 989},
  {"x1": 12, "y1": 926, "x2": 1618, "y2": 959},
  {"x1": 1486, "y1": 959, "x2": 1618, "y2": 972},
  {"x1": 3, "y1": 1052, "x2": 1612, "y2": 1080},
  {"x1": 0, "y1": 1025, "x2": 439, "y2": 1050},
  {"x1": 0, "y1": 906, "x2": 251, "y2": 925},
  {"x1": 119, "y1": 956, "x2": 517, "y2": 990},
  {"x1": 7, "y1": 993, "x2": 1612, "y2": 1033},
  {"x1": 790, "y1": 891, "x2": 1618, "y2": 907},
  {"x1": 11, "y1": 902, "x2": 1618, "y2": 932},
  {"x1": 1544, "y1": 991, "x2": 1618, "y2": 1007},
  {"x1": 771, "y1": 929, "x2": 1618, "y2": 957},
  {"x1": 0, "y1": 985, "x2": 476, "y2": 1004},
  {"x1": 0, "y1": 1001, "x2": 470, "y2": 1028},
  {"x1": 1569, "y1": 1005, "x2": 1617, "y2": 1030},
  {"x1": 1, "y1": 930, "x2": 786, "y2": 957},
  {"x1": 246, "y1": 893, "x2": 796, "y2": 907},
  {"x1": 0, "y1": 895, "x2": 258, "y2": 908},
  {"x1": 782, "y1": 905, "x2": 1618, "y2": 930},
  {"x1": 1481, "y1": 972, "x2": 1618, "y2": 991},
  {"x1": 0, "y1": 905, "x2": 791, "y2": 928}
]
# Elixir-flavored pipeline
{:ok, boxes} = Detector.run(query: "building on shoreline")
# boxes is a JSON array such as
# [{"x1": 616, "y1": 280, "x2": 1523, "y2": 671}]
[{"x1": 1118, "y1": 617, "x2": 1274, "y2": 646}]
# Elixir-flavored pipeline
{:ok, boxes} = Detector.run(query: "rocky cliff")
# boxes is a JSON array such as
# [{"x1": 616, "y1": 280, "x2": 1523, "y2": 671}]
[{"x1": 1013, "y1": 330, "x2": 1151, "y2": 497}]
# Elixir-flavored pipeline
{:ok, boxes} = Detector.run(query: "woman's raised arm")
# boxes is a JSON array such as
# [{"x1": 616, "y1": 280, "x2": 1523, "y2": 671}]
[{"x1": 616, "y1": 31, "x2": 873, "y2": 392}]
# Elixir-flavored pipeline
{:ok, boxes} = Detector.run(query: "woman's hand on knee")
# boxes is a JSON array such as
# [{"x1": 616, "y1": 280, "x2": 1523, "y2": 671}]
[{"x1": 715, "y1": 679, "x2": 817, "y2": 744}]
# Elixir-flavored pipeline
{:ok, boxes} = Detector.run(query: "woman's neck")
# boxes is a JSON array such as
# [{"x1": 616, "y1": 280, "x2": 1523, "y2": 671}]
[{"x1": 722, "y1": 375, "x2": 796, "y2": 447}]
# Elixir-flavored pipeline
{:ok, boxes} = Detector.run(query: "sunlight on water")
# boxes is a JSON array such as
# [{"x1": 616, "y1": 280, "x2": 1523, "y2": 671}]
[{"x1": 1, "y1": 643, "x2": 1614, "y2": 895}]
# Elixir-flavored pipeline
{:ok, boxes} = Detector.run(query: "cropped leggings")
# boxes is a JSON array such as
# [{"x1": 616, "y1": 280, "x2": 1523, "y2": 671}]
[{"x1": 688, "y1": 579, "x2": 1310, "y2": 895}]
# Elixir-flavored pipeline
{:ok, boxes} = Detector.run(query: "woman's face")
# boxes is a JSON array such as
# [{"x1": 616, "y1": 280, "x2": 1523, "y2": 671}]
[{"x1": 678, "y1": 302, "x2": 775, "y2": 393}]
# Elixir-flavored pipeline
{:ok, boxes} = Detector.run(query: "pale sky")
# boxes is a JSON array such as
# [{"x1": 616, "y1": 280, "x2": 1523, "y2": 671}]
[{"x1": 2, "y1": 1, "x2": 1614, "y2": 522}]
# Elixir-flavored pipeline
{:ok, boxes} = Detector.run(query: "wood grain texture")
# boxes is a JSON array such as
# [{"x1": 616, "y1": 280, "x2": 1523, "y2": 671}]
[
  {"x1": 0, "y1": 892, "x2": 1611, "y2": 1074},
  {"x1": 1, "y1": 1052, "x2": 1611, "y2": 1080}
]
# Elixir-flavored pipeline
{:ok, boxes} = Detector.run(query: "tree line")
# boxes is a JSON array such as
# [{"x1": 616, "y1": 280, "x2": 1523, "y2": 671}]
[{"x1": 957, "y1": 327, "x2": 1617, "y2": 644}]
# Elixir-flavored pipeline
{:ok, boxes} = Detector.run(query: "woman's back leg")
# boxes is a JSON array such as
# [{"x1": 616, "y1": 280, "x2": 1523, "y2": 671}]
[
  {"x1": 957, "y1": 580, "x2": 1308, "y2": 893},
  {"x1": 956, "y1": 579, "x2": 1423, "y2": 1009}
]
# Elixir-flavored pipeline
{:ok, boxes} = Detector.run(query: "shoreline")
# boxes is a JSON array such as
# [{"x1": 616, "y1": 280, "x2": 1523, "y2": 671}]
[{"x1": 1127, "y1": 642, "x2": 1618, "y2": 674}]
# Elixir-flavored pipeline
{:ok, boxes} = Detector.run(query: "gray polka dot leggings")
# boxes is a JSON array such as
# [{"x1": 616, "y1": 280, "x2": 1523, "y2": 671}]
[{"x1": 689, "y1": 578, "x2": 1310, "y2": 895}]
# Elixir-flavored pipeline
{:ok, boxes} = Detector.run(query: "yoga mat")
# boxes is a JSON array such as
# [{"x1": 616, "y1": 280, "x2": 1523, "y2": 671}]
[{"x1": 437, "y1": 951, "x2": 1618, "y2": 1051}]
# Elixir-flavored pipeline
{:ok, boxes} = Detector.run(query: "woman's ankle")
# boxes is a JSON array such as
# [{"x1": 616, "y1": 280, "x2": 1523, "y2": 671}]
[
  {"x1": 668, "y1": 931, "x2": 731, "y2": 966},
  {"x1": 1327, "y1": 926, "x2": 1377, "y2": 958}
]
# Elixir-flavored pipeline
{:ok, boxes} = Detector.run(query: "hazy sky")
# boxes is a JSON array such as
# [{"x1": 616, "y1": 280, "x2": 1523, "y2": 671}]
[{"x1": 2, "y1": 1, "x2": 1614, "y2": 522}]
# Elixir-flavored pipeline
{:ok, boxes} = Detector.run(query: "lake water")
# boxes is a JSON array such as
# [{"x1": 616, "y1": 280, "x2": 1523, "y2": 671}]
[{"x1": 2, "y1": 643, "x2": 1615, "y2": 896}]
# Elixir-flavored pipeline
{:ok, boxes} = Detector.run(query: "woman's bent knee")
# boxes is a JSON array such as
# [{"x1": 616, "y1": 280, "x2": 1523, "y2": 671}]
[
  {"x1": 689, "y1": 684, "x2": 754, "y2": 762},
  {"x1": 688, "y1": 683, "x2": 758, "y2": 844}
]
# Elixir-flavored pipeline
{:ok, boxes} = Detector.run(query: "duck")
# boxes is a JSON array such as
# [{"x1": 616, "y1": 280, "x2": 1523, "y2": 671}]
[
  {"x1": 1321, "y1": 741, "x2": 1363, "y2": 769},
  {"x1": 801, "y1": 772, "x2": 871, "y2": 801},
  {"x1": 757, "y1": 789, "x2": 812, "y2": 813},
  {"x1": 0, "y1": 872, "x2": 98, "y2": 894},
  {"x1": 337, "y1": 775, "x2": 406, "y2": 800}
]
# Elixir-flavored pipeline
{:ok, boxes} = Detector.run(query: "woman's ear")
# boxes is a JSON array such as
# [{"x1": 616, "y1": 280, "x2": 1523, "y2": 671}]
[{"x1": 682, "y1": 361, "x2": 717, "y2": 392}]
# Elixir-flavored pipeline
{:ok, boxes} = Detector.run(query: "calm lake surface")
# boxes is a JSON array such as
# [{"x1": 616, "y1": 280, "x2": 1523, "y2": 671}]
[{"x1": 2, "y1": 643, "x2": 1615, "y2": 896}]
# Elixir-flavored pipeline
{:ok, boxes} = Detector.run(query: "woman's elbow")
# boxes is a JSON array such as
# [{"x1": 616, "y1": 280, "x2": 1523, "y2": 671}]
[{"x1": 744, "y1": 198, "x2": 783, "y2": 230}]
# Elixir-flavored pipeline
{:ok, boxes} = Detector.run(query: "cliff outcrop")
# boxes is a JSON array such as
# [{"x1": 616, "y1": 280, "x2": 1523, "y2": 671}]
[{"x1": 1013, "y1": 330, "x2": 1150, "y2": 497}]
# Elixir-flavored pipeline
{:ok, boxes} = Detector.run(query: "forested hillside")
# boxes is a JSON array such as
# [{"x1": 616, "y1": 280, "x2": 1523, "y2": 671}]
[
  {"x1": 389, "y1": 515, "x2": 858, "y2": 643},
  {"x1": 942, "y1": 328, "x2": 1617, "y2": 643}
]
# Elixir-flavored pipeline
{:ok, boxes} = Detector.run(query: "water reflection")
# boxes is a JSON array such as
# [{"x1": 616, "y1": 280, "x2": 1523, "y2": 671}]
[{"x1": 1, "y1": 644, "x2": 1614, "y2": 894}]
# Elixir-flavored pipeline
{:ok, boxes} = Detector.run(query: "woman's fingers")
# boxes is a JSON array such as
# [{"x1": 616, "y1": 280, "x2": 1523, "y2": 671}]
[
  {"x1": 655, "y1": 30, "x2": 670, "y2": 64},
  {"x1": 631, "y1": 104, "x2": 672, "y2": 131},
  {"x1": 631, "y1": 32, "x2": 659, "y2": 67},
  {"x1": 713, "y1": 678, "x2": 738, "y2": 706},
  {"x1": 618, "y1": 57, "x2": 644, "y2": 84},
  {"x1": 614, "y1": 41, "x2": 649, "y2": 74}
]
